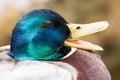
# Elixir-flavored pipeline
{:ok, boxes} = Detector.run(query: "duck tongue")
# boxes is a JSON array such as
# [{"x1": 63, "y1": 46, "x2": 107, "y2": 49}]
[{"x1": 64, "y1": 39, "x2": 103, "y2": 51}]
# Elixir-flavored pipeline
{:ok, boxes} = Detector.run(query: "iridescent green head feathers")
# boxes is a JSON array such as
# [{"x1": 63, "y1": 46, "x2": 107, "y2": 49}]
[
  {"x1": 8, "y1": 9, "x2": 109, "y2": 60},
  {"x1": 8, "y1": 9, "x2": 71, "y2": 60}
]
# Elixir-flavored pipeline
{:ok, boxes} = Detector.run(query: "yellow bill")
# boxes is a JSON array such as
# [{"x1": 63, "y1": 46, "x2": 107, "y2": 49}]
[{"x1": 64, "y1": 21, "x2": 109, "y2": 51}]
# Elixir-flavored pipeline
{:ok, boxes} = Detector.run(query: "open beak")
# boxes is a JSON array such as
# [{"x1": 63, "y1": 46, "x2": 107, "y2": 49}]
[{"x1": 64, "y1": 21, "x2": 109, "y2": 51}]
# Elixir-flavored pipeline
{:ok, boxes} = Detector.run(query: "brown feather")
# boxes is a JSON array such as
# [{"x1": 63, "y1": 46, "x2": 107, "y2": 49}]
[
  {"x1": 62, "y1": 49, "x2": 111, "y2": 80},
  {"x1": 0, "y1": 46, "x2": 111, "y2": 80}
]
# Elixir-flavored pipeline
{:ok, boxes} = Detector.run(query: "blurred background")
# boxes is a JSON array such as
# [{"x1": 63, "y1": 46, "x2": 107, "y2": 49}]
[{"x1": 0, "y1": 0, "x2": 120, "y2": 79}]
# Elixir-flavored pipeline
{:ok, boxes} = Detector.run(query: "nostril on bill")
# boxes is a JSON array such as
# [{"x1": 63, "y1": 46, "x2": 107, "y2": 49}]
[{"x1": 76, "y1": 26, "x2": 81, "y2": 30}]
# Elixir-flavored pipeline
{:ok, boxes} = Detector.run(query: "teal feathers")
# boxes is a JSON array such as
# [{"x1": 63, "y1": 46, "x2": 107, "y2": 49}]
[{"x1": 8, "y1": 9, "x2": 71, "y2": 60}]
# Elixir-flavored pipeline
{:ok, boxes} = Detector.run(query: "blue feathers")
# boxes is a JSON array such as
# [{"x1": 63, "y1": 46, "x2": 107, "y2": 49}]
[{"x1": 8, "y1": 9, "x2": 71, "y2": 60}]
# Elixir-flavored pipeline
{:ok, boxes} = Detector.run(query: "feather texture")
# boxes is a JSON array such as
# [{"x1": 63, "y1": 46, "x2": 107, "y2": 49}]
[{"x1": 0, "y1": 46, "x2": 111, "y2": 80}]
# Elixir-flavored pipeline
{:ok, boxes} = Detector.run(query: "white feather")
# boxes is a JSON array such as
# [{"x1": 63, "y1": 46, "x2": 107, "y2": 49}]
[{"x1": 0, "y1": 46, "x2": 78, "y2": 80}]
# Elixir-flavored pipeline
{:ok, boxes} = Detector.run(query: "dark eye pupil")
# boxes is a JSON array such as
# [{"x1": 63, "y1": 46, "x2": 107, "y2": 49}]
[{"x1": 45, "y1": 21, "x2": 54, "y2": 27}]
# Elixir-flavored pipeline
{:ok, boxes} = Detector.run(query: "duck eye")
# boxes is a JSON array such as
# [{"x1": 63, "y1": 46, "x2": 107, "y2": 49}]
[{"x1": 44, "y1": 21, "x2": 54, "y2": 27}]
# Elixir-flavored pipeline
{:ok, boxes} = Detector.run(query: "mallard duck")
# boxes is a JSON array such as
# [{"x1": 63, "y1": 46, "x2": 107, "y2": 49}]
[{"x1": 0, "y1": 9, "x2": 111, "y2": 80}]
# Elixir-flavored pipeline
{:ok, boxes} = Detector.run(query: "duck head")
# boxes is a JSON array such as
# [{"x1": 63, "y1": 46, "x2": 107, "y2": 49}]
[{"x1": 8, "y1": 9, "x2": 109, "y2": 60}]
